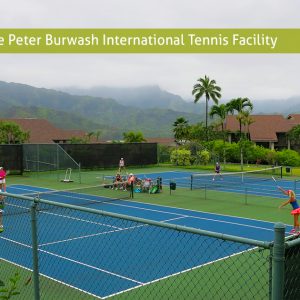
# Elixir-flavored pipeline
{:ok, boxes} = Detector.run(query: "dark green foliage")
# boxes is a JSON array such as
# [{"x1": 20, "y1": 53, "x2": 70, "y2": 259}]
[
  {"x1": 0, "y1": 273, "x2": 21, "y2": 299},
  {"x1": 0, "y1": 121, "x2": 29, "y2": 144}
]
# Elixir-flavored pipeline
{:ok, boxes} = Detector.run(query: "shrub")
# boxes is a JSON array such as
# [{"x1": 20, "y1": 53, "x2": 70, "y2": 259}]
[
  {"x1": 197, "y1": 149, "x2": 210, "y2": 165},
  {"x1": 170, "y1": 149, "x2": 191, "y2": 166},
  {"x1": 276, "y1": 149, "x2": 300, "y2": 167}
]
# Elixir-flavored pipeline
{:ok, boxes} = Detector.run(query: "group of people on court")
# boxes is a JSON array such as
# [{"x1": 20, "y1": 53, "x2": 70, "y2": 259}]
[
  {"x1": 112, "y1": 157, "x2": 155, "y2": 193},
  {"x1": 111, "y1": 158, "x2": 136, "y2": 191},
  {"x1": 0, "y1": 167, "x2": 8, "y2": 233}
]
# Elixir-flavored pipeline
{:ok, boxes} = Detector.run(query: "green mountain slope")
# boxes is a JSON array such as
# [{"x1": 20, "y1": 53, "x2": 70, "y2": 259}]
[
  {"x1": 61, "y1": 85, "x2": 200, "y2": 113},
  {"x1": 0, "y1": 81, "x2": 204, "y2": 138}
]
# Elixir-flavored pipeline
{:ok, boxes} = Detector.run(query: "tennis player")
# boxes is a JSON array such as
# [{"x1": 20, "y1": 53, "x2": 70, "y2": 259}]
[
  {"x1": 212, "y1": 162, "x2": 223, "y2": 181},
  {"x1": 0, "y1": 191, "x2": 4, "y2": 233},
  {"x1": 118, "y1": 158, "x2": 126, "y2": 173},
  {"x1": 0, "y1": 167, "x2": 7, "y2": 192},
  {"x1": 278, "y1": 186, "x2": 300, "y2": 234}
]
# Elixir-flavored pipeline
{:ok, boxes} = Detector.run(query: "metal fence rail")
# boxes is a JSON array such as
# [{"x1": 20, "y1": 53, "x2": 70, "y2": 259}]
[{"x1": 0, "y1": 191, "x2": 299, "y2": 299}]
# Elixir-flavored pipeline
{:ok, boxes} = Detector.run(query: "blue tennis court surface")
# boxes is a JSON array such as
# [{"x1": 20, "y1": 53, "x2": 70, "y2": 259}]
[{"x1": 1, "y1": 181, "x2": 294, "y2": 298}]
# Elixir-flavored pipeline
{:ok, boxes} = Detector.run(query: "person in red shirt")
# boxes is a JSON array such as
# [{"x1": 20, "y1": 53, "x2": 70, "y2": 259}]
[
  {"x1": 124, "y1": 173, "x2": 135, "y2": 191},
  {"x1": 0, "y1": 167, "x2": 6, "y2": 192},
  {"x1": 0, "y1": 167, "x2": 5, "y2": 233}
]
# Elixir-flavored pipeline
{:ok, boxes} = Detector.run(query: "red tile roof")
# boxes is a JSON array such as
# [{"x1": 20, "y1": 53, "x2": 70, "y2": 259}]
[
  {"x1": 225, "y1": 114, "x2": 300, "y2": 142},
  {"x1": 0, "y1": 118, "x2": 87, "y2": 143},
  {"x1": 145, "y1": 137, "x2": 176, "y2": 146}
]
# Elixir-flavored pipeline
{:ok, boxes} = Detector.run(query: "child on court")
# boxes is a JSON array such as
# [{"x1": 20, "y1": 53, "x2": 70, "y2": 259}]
[{"x1": 278, "y1": 186, "x2": 300, "y2": 234}]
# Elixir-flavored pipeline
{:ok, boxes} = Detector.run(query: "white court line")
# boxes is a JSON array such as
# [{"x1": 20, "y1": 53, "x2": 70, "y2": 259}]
[
  {"x1": 102, "y1": 246, "x2": 258, "y2": 299},
  {"x1": 38, "y1": 248, "x2": 144, "y2": 285},
  {"x1": 39, "y1": 216, "x2": 187, "y2": 247},
  {"x1": 8, "y1": 185, "x2": 277, "y2": 233},
  {"x1": 98, "y1": 201, "x2": 276, "y2": 232},
  {"x1": 6, "y1": 202, "x2": 123, "y2": 230},
  {"x1": 39, "y1": 224, "x2": 145, "y2": 247},
  {"x1": 1, "y1": 234, "x2": 144, "y2": 287},
  {"x1": 0, "y1": 256, "x2": 103, "y2": 299}
]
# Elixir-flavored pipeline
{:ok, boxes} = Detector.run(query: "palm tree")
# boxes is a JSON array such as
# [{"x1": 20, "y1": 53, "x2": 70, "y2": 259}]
[
  {"x1": 209, "y1": 103, "x2": 230, "y2": 165},
  {"x1": 123, "y1": 131, "x2": 146, "y2": 143},
  {"x1": 209, "y1": 103, "x2": 230, "y2": 138},
  {"x1": 192, "y1": 75, "x2": 221, "y2": 140},
  {"x1": 227, "y1": 97, "x2": 253, "y2": 139},
  {"x1": 240, "y1": 110, "x2": 254, "y2": 140},
  {"x1": 173, "y1": 117, "x2": 189, "y2": 145}
]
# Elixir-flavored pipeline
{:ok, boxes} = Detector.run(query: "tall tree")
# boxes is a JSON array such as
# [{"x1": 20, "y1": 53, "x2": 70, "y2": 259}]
[
  {"x1": 173, "y1": 117, "x2": 189, "y2": 145},
  {"x1": 227, "y1": 97, "x2": 253, "y2": 139},
  {"x1": 192, "y1": 75, "x2": 222, "y2": 140}
]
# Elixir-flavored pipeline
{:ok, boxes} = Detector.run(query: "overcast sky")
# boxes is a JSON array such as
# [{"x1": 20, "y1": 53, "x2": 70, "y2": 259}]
[{"x1": 1, "y1": 0, "x2": 300, "y2": 100}]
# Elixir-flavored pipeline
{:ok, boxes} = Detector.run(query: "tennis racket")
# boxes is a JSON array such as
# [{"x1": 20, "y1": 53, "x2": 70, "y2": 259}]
[{"x1": 272, "y1": 176, "x2": 281, "y2": 190}]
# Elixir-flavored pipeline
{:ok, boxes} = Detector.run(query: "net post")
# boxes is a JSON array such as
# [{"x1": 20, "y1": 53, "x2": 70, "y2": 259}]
[
  {"x1": 130, "y1": 181, "x2": 134, "y2": 199},
  {"x1": 271, "y1": 222, "x2": 285, "y2": 300},
  {"x1": 190, "y1": 175, "x2": 193, "y2": 190},
  {"x1": 31, "y1": 196, "x2": 41, "y2": 300},
  {"x1": 280, "y1": 166, "x2": 283, "y2": 179}
]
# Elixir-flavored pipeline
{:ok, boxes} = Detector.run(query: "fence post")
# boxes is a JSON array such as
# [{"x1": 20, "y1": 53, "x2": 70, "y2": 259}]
[
  {"x1": 31, "y1": 198, "x2": 40, "y2": 300},
  {"x1": 271, "y1": 222, "x2": 285, "y2": 300},
  {"x1": 79, "y1": 162, "x2": 81, "y2": 184}
]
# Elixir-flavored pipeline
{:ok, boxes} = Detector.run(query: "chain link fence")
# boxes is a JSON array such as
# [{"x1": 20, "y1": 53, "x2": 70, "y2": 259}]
[{"x1": 0, "y1": 191, "x2": 299, "y2": 299}]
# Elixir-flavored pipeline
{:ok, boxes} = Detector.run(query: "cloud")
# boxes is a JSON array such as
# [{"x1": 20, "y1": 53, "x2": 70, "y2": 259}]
[{"x1": 1, "y1": 0, "x2": 300, "y2": 100}]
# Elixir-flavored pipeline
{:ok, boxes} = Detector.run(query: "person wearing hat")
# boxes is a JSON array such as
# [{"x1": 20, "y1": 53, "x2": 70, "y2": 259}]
[{"x1": 123, "y1": 173, "x2": 135, "y2": 191}]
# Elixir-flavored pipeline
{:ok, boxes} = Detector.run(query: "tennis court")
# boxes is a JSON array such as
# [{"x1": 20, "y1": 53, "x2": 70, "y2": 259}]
[{"x1": 1, "y1": 178, "x2": 294, "y2": 298}]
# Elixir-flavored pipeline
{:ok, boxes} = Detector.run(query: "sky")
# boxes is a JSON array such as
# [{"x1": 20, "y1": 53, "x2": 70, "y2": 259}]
[{"x1": 1, "y1": 0, "x2": 300, "y2": 101}]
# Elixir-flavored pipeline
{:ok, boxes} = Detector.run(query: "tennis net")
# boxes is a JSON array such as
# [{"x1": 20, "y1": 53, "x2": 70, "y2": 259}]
[
  {"x1": 3, "y1": 183, "x2": 133, "y2": 217},
  {"x1": 191, "y1": 166, "x2": 282, "y2": 190}
]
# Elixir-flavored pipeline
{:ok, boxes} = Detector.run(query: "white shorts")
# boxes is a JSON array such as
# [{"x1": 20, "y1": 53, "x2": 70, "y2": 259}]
[{"x1": 0, "y1": 179, "x2": 5, "y2": 184}]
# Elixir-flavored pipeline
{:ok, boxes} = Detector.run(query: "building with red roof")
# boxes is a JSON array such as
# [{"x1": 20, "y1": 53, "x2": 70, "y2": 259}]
[{"x1": 224, "y1": 114, "x2": 300, "y2": 150}]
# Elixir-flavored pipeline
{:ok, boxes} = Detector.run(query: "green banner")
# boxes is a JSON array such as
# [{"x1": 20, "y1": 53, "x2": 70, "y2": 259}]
[{"x1": 0, "y1": 29, "x2": 299, "y2": 53}]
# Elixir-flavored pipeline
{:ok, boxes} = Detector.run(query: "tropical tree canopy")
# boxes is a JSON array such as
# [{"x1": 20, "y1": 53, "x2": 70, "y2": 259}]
[
  {"x1": 123, "y1": 131, "x2": 146, "y2": 143},
  {"x1": 227, "y1": 97, "x2": 253, "y2": 139},
  {"x1": 173, "y1": 117, "x2": 190, "y2": 145},
  {"x1": 209, "y1": 103, "x2": 230, "y2": 131},
  {"x1": 0, "y1": 121, "x2": 30, "y2": 144},
  {"x1": 192, "y1": 75, "x2": 222, "y2": 140},
  {"x1": 288, "y1": 125, "x2": 300, "y2": 142}
]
